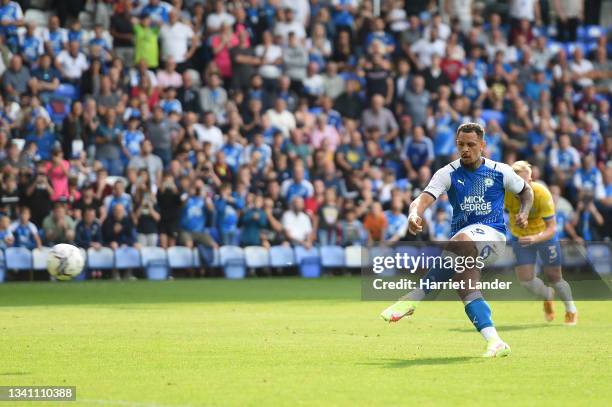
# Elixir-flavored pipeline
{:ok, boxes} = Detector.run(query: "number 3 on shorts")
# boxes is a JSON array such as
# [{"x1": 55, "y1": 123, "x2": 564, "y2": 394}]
[{"x1": 548, "y1": 245, "x2": 558, "y2": 261}]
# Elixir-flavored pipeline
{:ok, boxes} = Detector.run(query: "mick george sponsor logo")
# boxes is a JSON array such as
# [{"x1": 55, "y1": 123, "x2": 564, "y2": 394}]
[{"x1": 459, "y1": 195, "x2": 492, "y2": 215}]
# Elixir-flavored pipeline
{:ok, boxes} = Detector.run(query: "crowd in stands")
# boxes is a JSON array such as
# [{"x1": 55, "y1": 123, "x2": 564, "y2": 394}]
[{"x1": 0, "y1": 0, "x2": 610, "y2": 264}]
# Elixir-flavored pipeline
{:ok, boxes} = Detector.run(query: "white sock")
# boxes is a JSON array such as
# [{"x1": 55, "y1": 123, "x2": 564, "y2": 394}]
[
  {"x1": 480, "y1": 326, "x2": 501, "y2": 342},
  {"x1": 402, "y1": 289, "x2": 426, "y2": 302},
  {"x1": 552, "y1": 280, "x2": 577, "y2": 313},
  {"x1": 520, "y1": 277, "x2": 553, "y2": 300}
]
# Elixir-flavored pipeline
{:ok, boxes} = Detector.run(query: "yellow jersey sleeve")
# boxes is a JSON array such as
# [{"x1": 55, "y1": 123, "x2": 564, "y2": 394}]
[{"x1": 505, "y1": 182, "x2": 555, "y2": 237}]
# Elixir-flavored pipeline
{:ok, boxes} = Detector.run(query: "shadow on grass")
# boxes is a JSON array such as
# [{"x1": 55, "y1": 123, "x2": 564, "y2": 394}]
[
  {"x1": 361, "y1": 356, "x2": 481, "y2": 368},
  {"x1": 448, "y1": 323, "x2": 559, "y2": 333}
]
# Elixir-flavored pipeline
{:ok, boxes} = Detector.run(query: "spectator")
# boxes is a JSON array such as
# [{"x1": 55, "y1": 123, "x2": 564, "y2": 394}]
[
  {"x1": 254, "y1": 30, "x2": 283, "y2": 90},
  {"x1": 282, "y1": 196, "x2": 313, "y2": 248},
  {"x1": 266, "y1": 98, "x2": 296, "y2": 138},
  {"x1": 110, "y1": 0, "x2": 135, "y2": 66},
  {"x1": 10, "y1": 206, "x2": 41, "y2": 249},
  {"x1": 160, "y1": 9, "x2": 197, "y2": 71},
  {"x1": 402, "y1": 126, "x2": 434, "y2": 181},
  {"x1": 102, "y1": 202, "x2": 136, "y2": 249},
  {"x1": 29, "y1": 54, "x2": 60, "y2": 104},
  {"x1": 339, "y1": 208, "x2": 366, "y2": 246},
  {"x1": 553, "y1": 0, "x2": 583, "y2": 42},
  {"x1": 363, "y1": 201, "x2": 387, "y2": 244},
  {"x1": 55, "y1": 40, "x2": 89, "y2": 85},
  {"x1": 179, "y1": 180, "x2": 217, "y2": 249},
  {"x1": 214, "y1": 183, "x2": 240, "y2": 245},
  {"x1": 383, "y1": 196, "x2": 408, "y2": 243},
  {"x1": 25, "y1": 116, "x2": 56, "y2": 161},
  {"x1": 133, "y1": 180, "x2": 160, "y2": 247},
  {"x1": 2, "y1": 55, "x2": 30, "y2": 101},
  {"x1": 283, "y1": 32, "x2": 309, "y2": 90},
  {"x1": 240, "y1": 193, "x2": 270, "y2": 247},
  {"x1": 231, "y1": 30, "x2": 260, "y2": 91},
  {"x1": 133, "y1": 13, "x2": 159, "y2": 69},
  {"x1": 362, "y1": 94, "x2": 399, "y2": 141},
  {"x1": 44, "y1": 147, "x2": 70, "y2": 201},
  {"x1": 74, "y1": 206, "x2": 103, "y2": 249},
  {"x1": 334, "y1": 79, "x2": 363, "y2": 120},
  {"x1": 206, "y1": 0, "x2": 235, "y2": 34},
  {"x1": 145, "y1": 106, "x2": 173, "y2": 166},
  {"x1": 199, "y1": 73, "x2": 228, "y2": 123},
  {"x1": 104, "y1": 180, "x2": 133, "y2": 215},
  {"x1": 314, "y1": 187, "x2": 340, "y2": 245},
  {"x1": 94, "y1": 108, "x2": 123, "y2": 176},
  {"x1": 0, "y1": 213, "x2": 14, "y2": 249},
  {"x1": 404, "y1": 76, "x2": 431, "y2": 128},
  {"x1": 42, "y1": 201, "x2": 76, "y2": 245}
]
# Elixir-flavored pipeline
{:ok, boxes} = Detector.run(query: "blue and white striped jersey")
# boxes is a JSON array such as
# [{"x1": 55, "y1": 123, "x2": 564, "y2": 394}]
[{"x1": 424, "y1": 158, "x2": 525, "y2": 235}]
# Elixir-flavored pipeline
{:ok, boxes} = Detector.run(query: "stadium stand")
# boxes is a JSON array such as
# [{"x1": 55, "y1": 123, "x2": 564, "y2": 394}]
[{"x1": 0, "y1": 0, "x2": 608, "y2": 281}]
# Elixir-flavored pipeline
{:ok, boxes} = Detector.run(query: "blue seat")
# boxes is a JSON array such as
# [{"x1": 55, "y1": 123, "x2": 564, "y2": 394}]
[
  {"x1": 481, "y1": 109, "x2": 505, "y2": 126},
  {"x1": 320, "y1": 245, "x2": 345, "y2": 268},
  {"x1": 87, "y1": 247, "x2": 114, "y2": 269},
  {"x1": 269, "y1": 245, "x2": 295, "y2": 268},
  {"x1": 167, "y1": 246, "x2": 195, "y2": 269},
  {"x1": 54, "y1": 83, "x2": 79, "y2": 101},
  {"x1": 32, "y1": 247, "x2": 51, "y2": 270},
  {"x1": 219, "y1": 245, "x2": 246, "y2": 279},
  {"x1": 294, "y1": 246, "x2": 321, "y2": 278},
  {"x1": 5, "y1": 247, "x2": 33, "y2": 270},
  {"x1": 587, "y1": 244, "x2": 611, "y2": 275},
  {"x1": 140, "y1": 247, "x2": 168, "y2": 280},
  {"x1": 244, "y1": 246, "x2": 269, "y2": 268},
  {"x1": 46, "y1": 98, "x2": 70, "y2": 124},
  {"x1": 586, "y1": 25, "x2": 604, "y2": 41},
  {"x1": 115, "y1": 246, "x2": 141, "y2": 269},
  {"x1": 345, "y1": 245, "x2": 365, "y2": 268}
]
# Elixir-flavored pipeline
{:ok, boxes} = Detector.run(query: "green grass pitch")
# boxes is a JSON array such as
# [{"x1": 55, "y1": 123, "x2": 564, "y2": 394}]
[{"x1": 0, "y1": 278, "x2": 610, "y2": 407}]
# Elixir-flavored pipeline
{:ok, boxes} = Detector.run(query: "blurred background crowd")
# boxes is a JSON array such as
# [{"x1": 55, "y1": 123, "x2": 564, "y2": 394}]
[{"x1": 0, "y1": 0, "x2": 609, "y2": 258}]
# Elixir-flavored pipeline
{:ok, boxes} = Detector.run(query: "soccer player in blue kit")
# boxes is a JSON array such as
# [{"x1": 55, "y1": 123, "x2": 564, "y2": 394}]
[{"x1": 380, "y1": 123, "x2": 534, "y2": 357}]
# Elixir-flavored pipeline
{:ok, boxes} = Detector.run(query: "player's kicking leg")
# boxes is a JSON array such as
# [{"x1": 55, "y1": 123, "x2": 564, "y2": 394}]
[{"x1": 381, "y1": 226, "x2": 511, "y2": 357}]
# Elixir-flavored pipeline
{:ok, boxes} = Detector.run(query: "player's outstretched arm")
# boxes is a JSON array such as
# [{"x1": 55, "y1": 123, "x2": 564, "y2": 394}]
[
  {"x1": 408, "y1": 193, "x2": 435, "y2": 235},
  {"x1": 515, "y1": 182, "x2": 534, "y2": 229}
]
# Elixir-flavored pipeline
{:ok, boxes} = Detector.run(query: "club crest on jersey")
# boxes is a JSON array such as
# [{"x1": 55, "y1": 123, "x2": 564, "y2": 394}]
[{"x1": 484, "y1": 178, "x2": 494, "y2": 188}]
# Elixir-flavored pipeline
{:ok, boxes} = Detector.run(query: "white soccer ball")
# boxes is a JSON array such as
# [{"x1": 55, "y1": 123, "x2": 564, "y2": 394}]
[{"x1": 47, "y1": 244, "x2": 85, "y2": 281}]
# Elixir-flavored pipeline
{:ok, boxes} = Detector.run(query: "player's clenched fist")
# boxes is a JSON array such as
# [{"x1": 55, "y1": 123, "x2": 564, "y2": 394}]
[
  {"x1": 515, "y1": 212, "x2": 529, "y2": 229},
  {"x1": 408, "y1": 213, "x2": 423, "y2": 235}
]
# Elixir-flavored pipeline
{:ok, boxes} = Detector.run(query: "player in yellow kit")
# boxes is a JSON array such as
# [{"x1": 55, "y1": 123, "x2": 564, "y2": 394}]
[{"x1": 505, "y1": 161, "x2": 577, "y2": 325}]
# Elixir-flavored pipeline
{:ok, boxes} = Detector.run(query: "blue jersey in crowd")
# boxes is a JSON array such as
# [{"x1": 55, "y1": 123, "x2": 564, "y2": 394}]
[
  {"x1": 384, "y1": 211, "x2": 408, "y2": 240},
  {"x1": 122, "y1": 130, "x2": 145, "y2": 157},
  {"x1": 180, "y1": 196, "x2": 207, "y2": 232},
  {"x1": 10, "y1": 221, "x2": 38, "y2": 250}
]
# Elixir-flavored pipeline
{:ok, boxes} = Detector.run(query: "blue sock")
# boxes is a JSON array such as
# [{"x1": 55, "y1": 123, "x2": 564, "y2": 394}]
[{"x1": 464, "y1": 298, "x2": 494, "y2": 331}]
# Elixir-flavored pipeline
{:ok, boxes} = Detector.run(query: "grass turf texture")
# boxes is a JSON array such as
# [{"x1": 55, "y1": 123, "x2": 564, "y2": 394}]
[{"x1": 0, "y1": 278, "x2": 610, "y2": 407}]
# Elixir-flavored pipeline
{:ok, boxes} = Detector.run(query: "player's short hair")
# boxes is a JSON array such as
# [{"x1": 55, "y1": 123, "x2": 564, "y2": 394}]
[
  {"x1": 511, "y1": 160, "x2": 532, "y2": 174},
  {"x1": 456, "y1": 122, "x2": 485, "y2": 139}
]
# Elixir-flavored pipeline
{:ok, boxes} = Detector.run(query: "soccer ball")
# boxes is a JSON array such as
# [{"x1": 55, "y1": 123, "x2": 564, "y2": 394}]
[{"x1": 47, "y1": 244, "x2": 85, "y2": 281}]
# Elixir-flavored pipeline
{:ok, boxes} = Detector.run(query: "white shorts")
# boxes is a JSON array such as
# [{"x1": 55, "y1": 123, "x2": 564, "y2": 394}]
[{"x1": 452, "y1": 224, "x2": 506, "y2": 266}]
